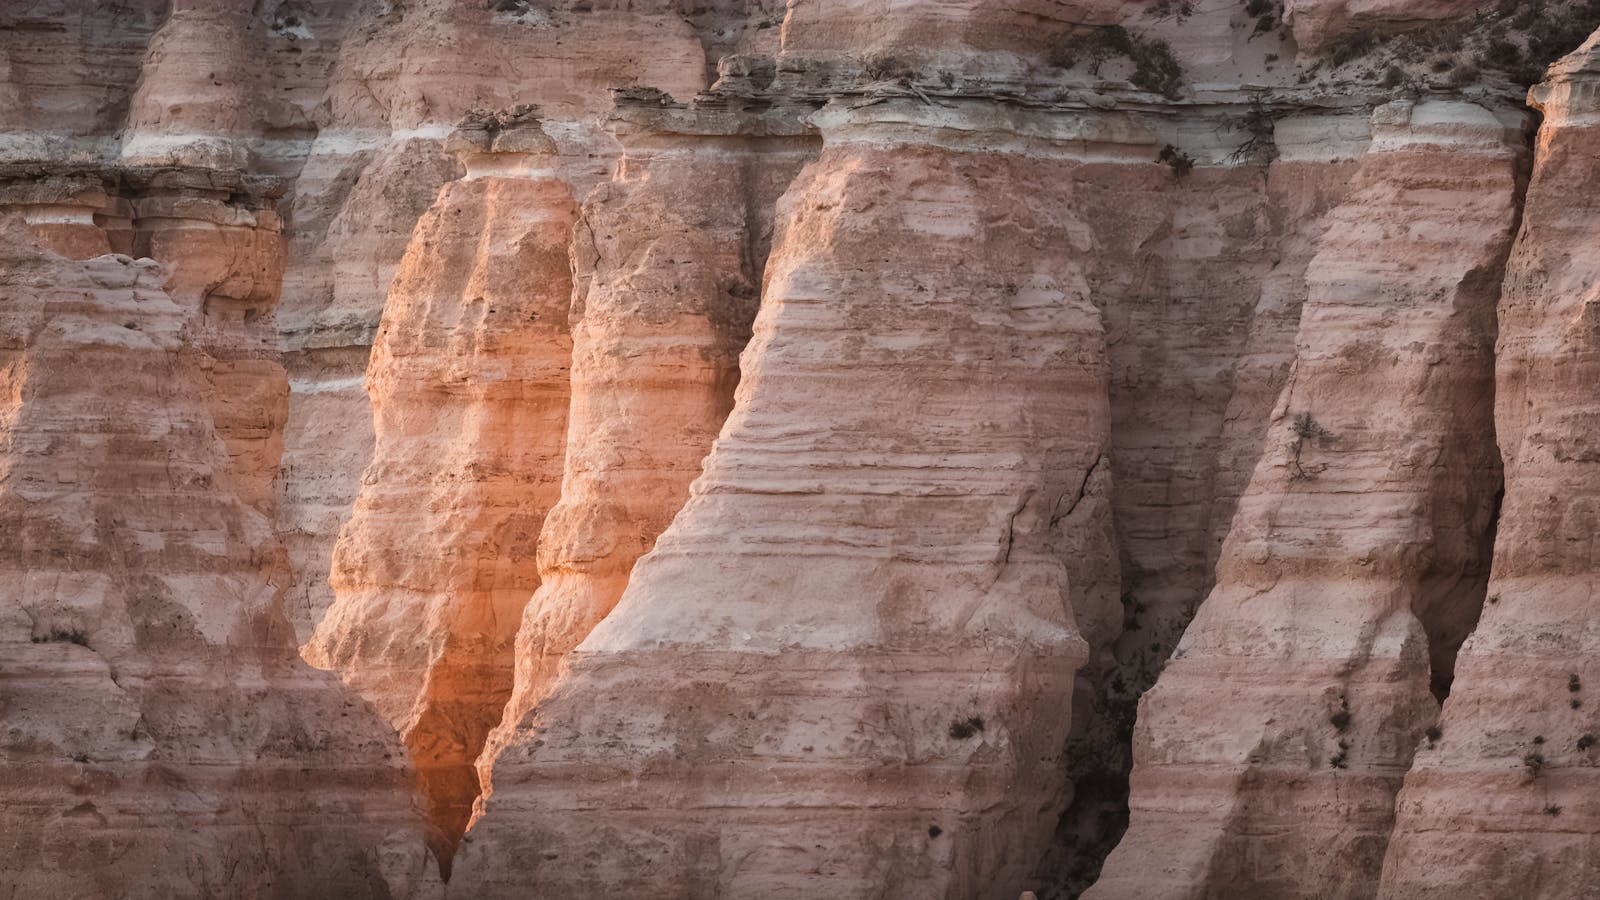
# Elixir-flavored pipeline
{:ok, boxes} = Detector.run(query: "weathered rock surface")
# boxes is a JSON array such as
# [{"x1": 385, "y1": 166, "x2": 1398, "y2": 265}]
[
  {"x1": 14, "y1": 1, "x2": 1600, "y2": 897},
  {"x1": 303, "y1": 116, "x2": 577, "y2": 863},
  {"x1": 475, "y1": 109, "x2": 818, "y2": 805},
  {"x1": 1377, "y1": 37, "x2": 1600, "y2": 900},
  {"x1": 1091, "y1": 99, "x2": 1522, "y2": 899},
  {"x1": 0, "y1": 191, "x2": 434, "y2": 897},
  {"x1": 452, "y1": 100, "x2": 1108, "y2": 897}
]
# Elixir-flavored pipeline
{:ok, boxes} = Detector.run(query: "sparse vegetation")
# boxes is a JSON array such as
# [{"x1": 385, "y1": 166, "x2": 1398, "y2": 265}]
[
  {"x1": 948, "y1": 716, "x2": 986, "y2": 739},
  {"x1": 1048, "y1": 26, "x2": 1186, "y2": 99},
  {"x1": 927, "y1": 824, "x2": 943, "y2": 838},
  {"x1": 1546, "y1": 804, "x2": 1564, "y2": 816},
  {"x1": 1578, "y1": 733, "x2": 1596, "y2": 751},
  {"x1": 1425, "y1": 725, "x2": 1443, "y2": 746},
  {"x1": 1154, "y1": 0, "x2": 1195, "y2": 21},
  {"x1": 1329, "y1": 738, "x2": 1351, "y2": 769},
  {"x1": 1570, "y1": 673, "x2": 1582, "y2": 692},
  {"x1": 1330, "y1": 694, "x2": 1352, "y2": 733},
  {"x1": 1228, "y1": 95, "x2": 1278, "y2": 165},
  {"x1": 862, "y1": 51, "x2": 914, "y2": 82},
  {"x1": 1524, "y1": 750, "x2": 1546, "y2": 777},
  {"x1": 1313, "y1": 1, "x2": 1600, "y2": 89},
  {"x1": 1244, "y1": 0, "x2": 1284, "y2": 38},
  {"x1": 32, "y1": 626, "x2": 89, "y2": 648},
  {"x1": 1290, "y1": 412, "x2": 1330, "y2": 480},
  {"x1": 1158, "y1": 144, "x2": 1195, "y2": 178}
]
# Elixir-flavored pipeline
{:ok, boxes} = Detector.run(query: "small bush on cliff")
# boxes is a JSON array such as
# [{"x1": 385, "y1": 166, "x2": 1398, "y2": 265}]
[
  {"x1": 1570, "y1": 673, "x2": 1583, "y2": 692},
  {"x1": 1425, "y1": 725, "x2": 1443, "y2": 747},
  {"x1": 1578, "y1": 734, "x2": 1596, "y2": 751},
  {"x1": 948, "y1": 716, "x2": 986, "y2": 739},
  {"x1": 1330, "y1": 697, "x2": 1352, "y2": 733},
  {"x1": 1546, "y1": 804, "x2": 1564, "y2": 816},
  {"x1": 1158, "y1": 145, "x2": 1195, "y2": 178},
  {"x1": 1154, "y1": 0, "x2": 1195, "y2": 21},
  {"x1": 1524, "y1": 751, "x2": 1546, "y2": 777},
  {"x1": 1244, "y1": 0, "x2": 1284, "y2": 38},
  {"x1": 32, "y1": 626, "x2": 89, "y2": 648},
  {"x1": 1290, "y1": 412, "x2": 1330, "y2": 480},
  {"x1": 1329, "y1": 739, "x2": 1351, "y2": 769},
  {"x1": 1048, "y1": 26, "x2": 1186, "y2": 99}
]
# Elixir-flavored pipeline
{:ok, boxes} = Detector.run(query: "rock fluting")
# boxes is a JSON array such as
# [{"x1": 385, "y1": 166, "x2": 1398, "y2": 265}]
[
  {"x1": 452, "y1": 98, "x2": 1109, "y2": 897},
  {"x1": 304, "y1": 114, "x2": 577, "y2": 863},
  {"x1": 0, "y1": 183, "x2": 434, "y2": 898},
  {"x1": 12, "y1": 1, "x2": 1600, "y2": 898},
  {"x1": 1091, "y1": 97, "x2": 1523, "y2": 900},
  {"x1": 1377, "y1": 36, "x2": 1600, "y2": 900}
]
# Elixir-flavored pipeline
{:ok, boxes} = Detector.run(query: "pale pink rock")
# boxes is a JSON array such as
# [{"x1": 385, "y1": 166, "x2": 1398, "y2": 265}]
[
  {"x1": 451, "y1": 101, "x2": 1107, "y2": 898},
  {"x1": 474, "y1": 109, "x2": 818, "y2": 812},
  {"x1": 0, "y1": 198, "x2": 435, "y2": 897},
  {"x1": 1378, "y1": 38, "x2": 1600, "y2": 899},
  {"x1": 1285, "y1": 0, "x2": 1499, "y2": 52},
  {"x1": 1090, "y1": 99, "x2": 1523, "y2": 899}
]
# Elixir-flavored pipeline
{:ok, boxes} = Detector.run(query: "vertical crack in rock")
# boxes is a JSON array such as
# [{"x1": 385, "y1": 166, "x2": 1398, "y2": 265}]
[
  {"x1": 1037, "y1": 114, "x2": 1368, "y2": 898},
  {"x1": 1378, "y1": 40, "x2": 1600, "y2": 899},
  {"x1": 449, "y1": 98, "x2": 1108, "y2": 897},
  {"x1": 303, "y1": 114, "x2": 578, "y2": 871},
  {"x1": 1090, "y1": 99, "x2": 1524, "y2": 900},
  {"x1": 473, "y1": 102, "x2": 820, "y2": 822}
]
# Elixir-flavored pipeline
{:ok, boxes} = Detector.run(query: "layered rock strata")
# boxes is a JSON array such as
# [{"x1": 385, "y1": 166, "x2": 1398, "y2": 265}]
[
  {"x1": 1377, "y1": 38, "x2": 1600, "y2": 900},
  {"x1": 303, "y1": 115, "x2": 577, "y2": 863},
  {"x1": 0, "y1": 178, "x2": 434, "y2": 897},
  {"x1": 1090, "y1": 99, "x2": 1523, "y2": 899},
  {"x1": 275, "y1": 0, "x2": 717, "y2": 640},
  {"x1": 452, "y1": 98, "x2": 1109, "y2": 898},
  {"x1": 477, "y1": 101, "x2": 818, "y2": 798}
]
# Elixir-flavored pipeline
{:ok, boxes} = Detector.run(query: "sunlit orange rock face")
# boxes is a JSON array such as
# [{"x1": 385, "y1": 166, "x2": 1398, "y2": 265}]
[
  {"x1": 451, "y1": 104, "x2": 1109, "y2": 897},
  {"x1": 17, "y1": 1, "x2": 1600, "y2": 897},
  {"x1": 475, "y1": 114, "x2": 819, "y2": 808},
  {"x1": 303, "y1": 116, "x2": 578, "y2": 864}
]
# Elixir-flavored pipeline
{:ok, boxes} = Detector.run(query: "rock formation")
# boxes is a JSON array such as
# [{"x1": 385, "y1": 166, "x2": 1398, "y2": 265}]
[
  {"x1": 475, "y1": 100, "x2": 818, "y2": 803},
  {"x1": 0, "y1": 175, "x2": 435, "y2": 897},
  {"x1": 1090, "y1": 97, "x2": 1522, "y2": 899},
  {"x1": 13, "y1": 1, "x2": 1600, "y2": 898},
  {"x1": 304, "y1": 112, "x2": 577, "y2": 864},
  {"x1": 1377, "y1": 35, "x2": 1600, "y2": 900}
]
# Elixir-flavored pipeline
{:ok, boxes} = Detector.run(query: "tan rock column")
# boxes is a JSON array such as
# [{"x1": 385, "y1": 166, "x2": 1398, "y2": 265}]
[
  {"x1": 1090, "y1": 100, "x2": 1521, "y2": 900},
  {"x1": 304, "y1": 113, "x2": 577, "y2": 865},
  {"x1": 1378, "y1": 42, "x2": 1600, "y2": 900},
  {"x1": 0, "y1": 204, "x2": 436, "y2": 897},
  {"x1": 120, "y1": 0, "x2": 264, "y2": 170},
  {"x1": 476, "y1": 105, "x2": 817, "y2": 797},
  {"x1": 452, "y1": 99, "x2": 1107, "y2": 899}
]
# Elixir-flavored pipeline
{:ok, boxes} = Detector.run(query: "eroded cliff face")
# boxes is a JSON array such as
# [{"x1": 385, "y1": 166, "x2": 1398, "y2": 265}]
[
  {"x1": 0, "y1": 176, "x2": 434, "y2": 897},
  {"x1": 11, "y1": 0, "x2": 1600, "y2": 898}
]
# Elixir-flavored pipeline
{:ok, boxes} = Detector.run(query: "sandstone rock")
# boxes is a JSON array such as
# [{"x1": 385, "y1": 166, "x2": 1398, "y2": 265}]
[
  {"x1": 1285, "y1": 0, "x2": 1499, "y2": 53},
  {"x1": 1089, "y1": 99, "x2": 1523, "y2": 899},
  {"x1": 303, "y1": 117, "x2": 578, "y2": 865},
  {"x1": 1377, "y1": 38, "x2": 1600, "y2": 900},
  {"x1": 0, "y1": 198, "x2": 435, "y2": 897},
  {"x1": 274, "y1": 0, "x2": 714, "y2": 641},
  {"x1": 474, "y1": 107, "x2": 818, "y2": 811},
  {"x1": 451, "y1": 98, "x2": 1107, "y2": 898}
]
